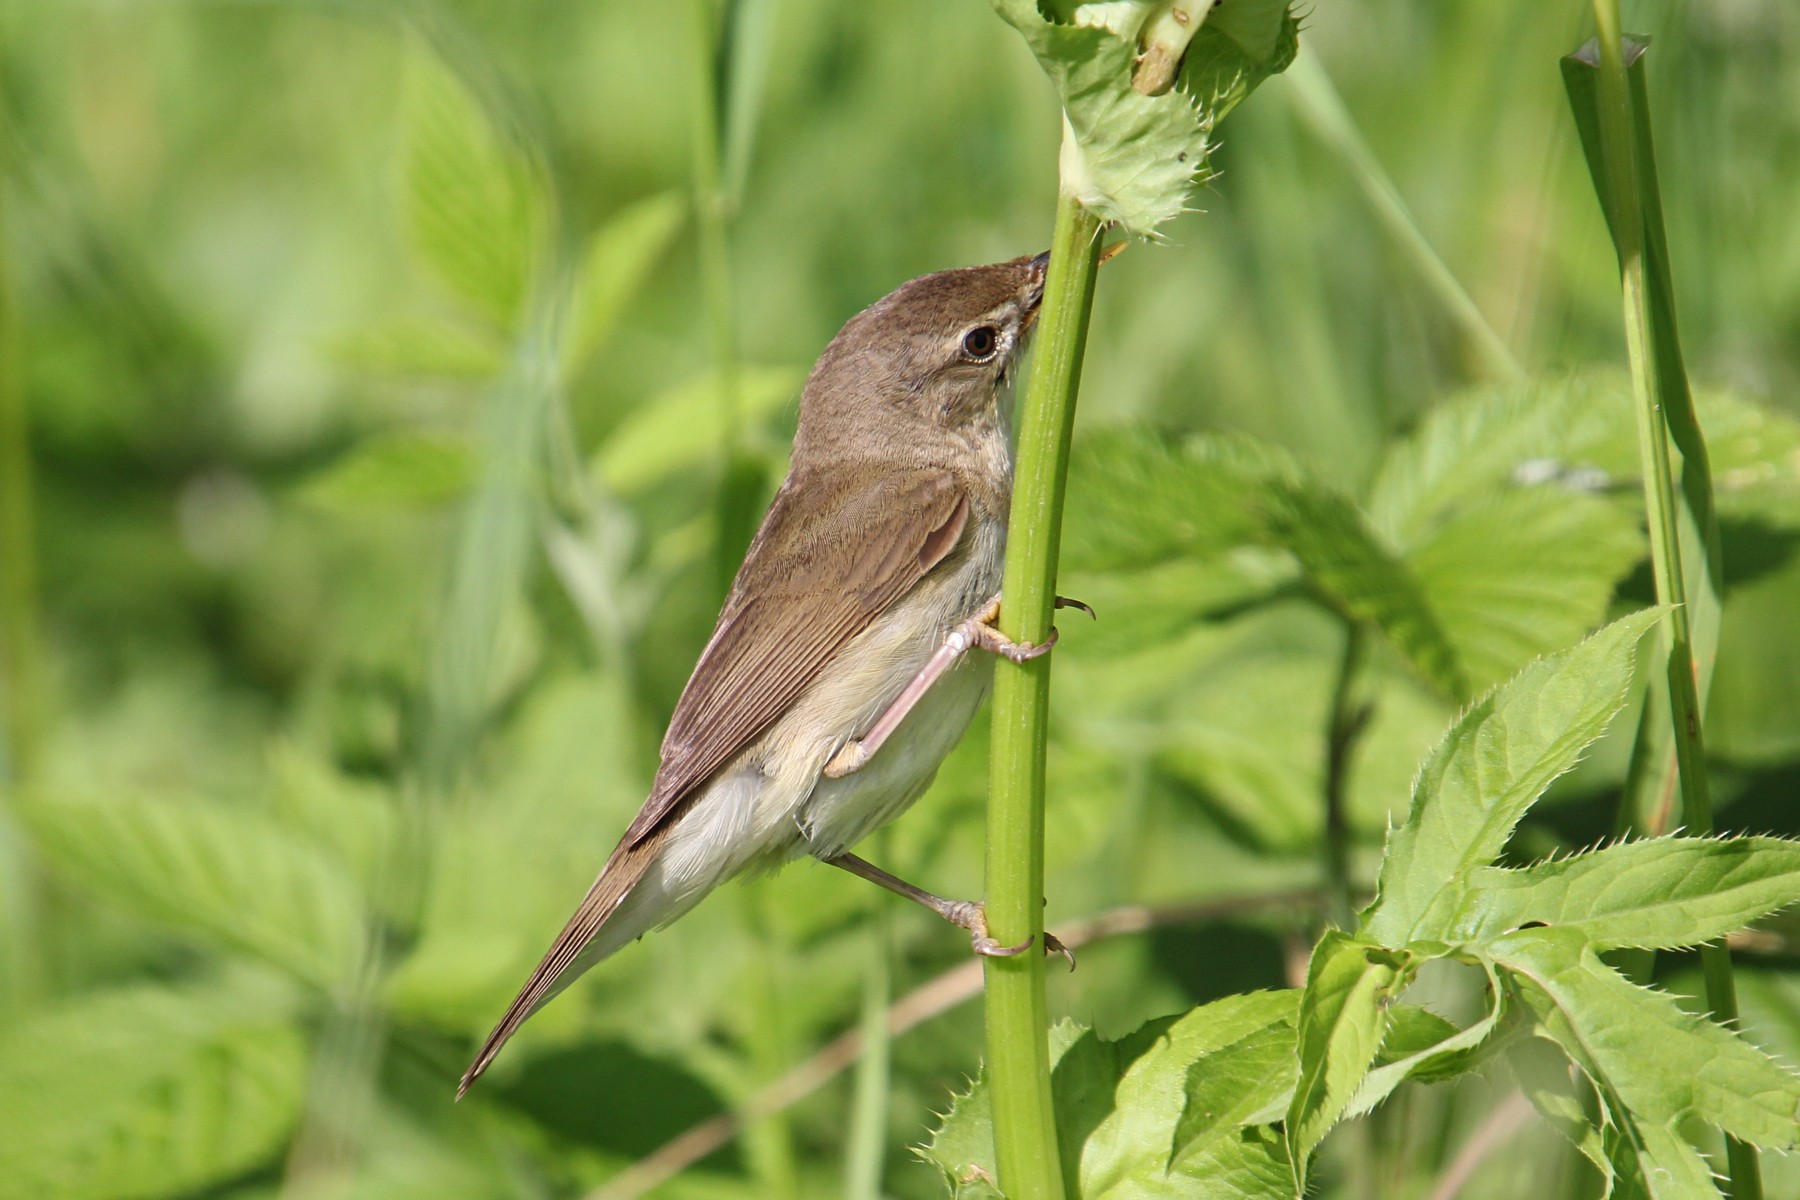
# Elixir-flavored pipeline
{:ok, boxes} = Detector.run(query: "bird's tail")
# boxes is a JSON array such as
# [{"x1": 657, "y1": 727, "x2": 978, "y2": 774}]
[{"x1": 457, "y1": 823, "x2": 673, "y2": 1097}]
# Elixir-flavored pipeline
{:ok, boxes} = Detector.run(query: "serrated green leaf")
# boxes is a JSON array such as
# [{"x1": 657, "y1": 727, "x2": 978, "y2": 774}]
[
  {"x1": 1361, "y1": 609, "x2": 1662, "y2": 946},
  {"x1": 403, "y1": 52, "x2": 546, "y2": 332},
  {"x1": 562, "y1": 191, "x2": 686, "y2": 379},
  {"x1": 989, "y1": 0, "x2": 1298, "y2": 235},
  {"x1": 1496, "y1": 927, "x2": 1800, "y2": 1153},
  {"x1": 1285, "y1": 932, "x2": 1404, "y2": 1190},
  {"x1": 1408, "y1": 486, "x2": 1644, "y2": 691},
  {"x1": 1171, "y1": 1009, "x2": 1297, "y2": 1169},
  {"x1": 19, "y1": 793, "x2": 367, "y2": 988},
  {"x1": 1261, "y1": 478, "x2": 1470, "y2": 701},
  {"x1": 592, "y1": 365, "x2": 802, "y2": 495},
  {"x1": 1605, "y1": 1118, "x2": 1724, "y2": 1200},
  {"x1": 1062, "y1": 429, "x2": 1273, "y2": 572},
  {"x1": 1345, "y1": 959, "x2": 1504, "y2": 1121},
  {"x1": 1509, "y1": 1035, "x2": 1614, "y2": 1195},
  {"x1": 1458, "y1": 835, "x2": 1800, "y2": 951},
  {"x1": 924, "y1": 1000, "x2": 1297, "y2": 1199},
  {"x1": 0, "y1": 982, "x2": 308, "y2": 1200},
  {"x1": 297, "y1": 430, "x2": 476, "y2": 511},
  {"x1": 328, "y1": 318, "x2": 504, "y2": 380},
  {"x1": 1366, "y1": 374, "x2": 1627, "y2": 548}
]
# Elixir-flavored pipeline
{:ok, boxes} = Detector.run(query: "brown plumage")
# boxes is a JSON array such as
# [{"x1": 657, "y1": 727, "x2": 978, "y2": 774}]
[{"x1": 459, "y1": 252, "x2": 1047, "y2": 1096}]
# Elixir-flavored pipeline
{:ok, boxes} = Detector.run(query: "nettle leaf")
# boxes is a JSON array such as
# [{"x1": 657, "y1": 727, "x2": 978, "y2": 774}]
[
  {"x1": 1509, "y1": 1035, "x2": 1614, "y2": 1192},
  {"x1": 1062, "y1": 428, "x2": 1276, "y2": 572},
  {"x1": 20, "y1": 793, "x2": 367, "y2": 988},
  {"x1": 1260, "y1": 478, "x2": 1469, "y2": 701},
  {"x1": 328, "y1": 317, "x2": 505, "y2": 380},
  {"x1": 1497, "y1": 927, "x2": 1800, "y2": 1155},
  {"x1": 297, "y1": 430, "x2": 476, "y2": 512},
  {"x1": 990, "y1": 0, "x2": 1298, "y2": 235},
  {"x1": 0, "y1": 981, "x2": 308, "y2": 1200},
  {"x1": 1457, "y1": 835, "x2": 1800, "y2": 951},
  {"x1": 403, "y1": 52, "x2": 547, "y2": 332},
  {"x1": 1360, "y1": 609, "x2": 1661, "y2": 946},
  {"x1": 1284, "y1": 933, "x2": 1406, "y2": 1190},
  {"x1": 924, "y1": 999, "x2": 1297, "y2": 1199},
  {"x1": 562, "y1": 190, "x2": 686, "y2": 379},
  {"x1": 1365, "y1": 373, "x2": 1627, "y2": 548},
  {"x1": 1171, "y1": 998, "x2": 1299, "y2": 1169},
  {"x1": 1408, "y1": 486, "x2": 1644, "y2": 691},
  {"x1": 592, "y1": 366, "x2": 803, "y2": 495},
  {"x1": 1345, "y1": 960, "x2": 1506, "y2": 1121}
]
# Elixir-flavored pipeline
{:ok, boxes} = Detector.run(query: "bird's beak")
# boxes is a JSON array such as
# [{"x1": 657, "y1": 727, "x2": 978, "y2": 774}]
[{"x1": 1022, "y1": 240, "x2": 1124, "y2": 320}]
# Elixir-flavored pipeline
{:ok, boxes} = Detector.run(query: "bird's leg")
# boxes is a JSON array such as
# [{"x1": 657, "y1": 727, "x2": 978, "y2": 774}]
[
  {"x1": 823, "y1": 592, "x2": 1086, "y2": 780},
  {"x1": 826, "y1": 853, "x2": 1074, "y2": 967}
]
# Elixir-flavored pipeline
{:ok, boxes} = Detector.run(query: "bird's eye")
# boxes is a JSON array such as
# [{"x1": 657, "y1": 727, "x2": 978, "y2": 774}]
[{"x1": 961, "y1": 325, "x2": 1000, "y2": 362}]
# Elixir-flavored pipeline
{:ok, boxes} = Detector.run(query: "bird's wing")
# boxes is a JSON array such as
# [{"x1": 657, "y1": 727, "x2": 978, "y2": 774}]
[
  {"x1": 623, "y1": 466, "x2": 970, "y2": 846},
  {"x1": 458, "y1": 468, "x2": 970, "y2": 1095}
]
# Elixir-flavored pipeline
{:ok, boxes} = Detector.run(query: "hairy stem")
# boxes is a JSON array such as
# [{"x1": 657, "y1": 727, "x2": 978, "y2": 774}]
[{"x1": 984, "y1": 184, "x2": 1103, "y2": 1200}]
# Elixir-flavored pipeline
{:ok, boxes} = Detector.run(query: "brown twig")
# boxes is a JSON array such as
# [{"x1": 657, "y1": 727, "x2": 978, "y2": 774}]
[{"x1": 584, "y1": 888, "x2": 1323, "y2": 1200}]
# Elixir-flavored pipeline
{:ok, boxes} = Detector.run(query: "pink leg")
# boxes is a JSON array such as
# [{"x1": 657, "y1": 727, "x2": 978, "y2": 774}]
[{"x1": 823, "y1": 594, "x2": 1058, "y2": 780}]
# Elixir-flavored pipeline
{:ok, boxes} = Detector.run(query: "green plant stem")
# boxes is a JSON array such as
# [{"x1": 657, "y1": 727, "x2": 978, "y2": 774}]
[
  {"x1": 1583, "y1": 8, "x2": 1756, "y2": 1197},
  {"x1": 985, "y1": 188, "x2": 1102, "y2": 1200},
  {"x1": 1285, "y1": 53, "x2": 1521, "y2": 382},
  {"x1": 687, "y1": 0, "x2": 759, "y2": 592},
  {"x1": 844, "y1": 873, "x2": 892, "y2": 1200}
]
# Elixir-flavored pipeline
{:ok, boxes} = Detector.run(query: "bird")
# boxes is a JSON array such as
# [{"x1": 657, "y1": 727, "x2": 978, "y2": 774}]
[{"x1": 459, "y1": 250, "x2": 1065, "y2": 1096}]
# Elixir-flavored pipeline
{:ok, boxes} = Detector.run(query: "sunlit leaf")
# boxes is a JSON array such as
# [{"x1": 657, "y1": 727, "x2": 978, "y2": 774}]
[
  {"x1": 1458, "y1": 835, "x2": 1800, "y2": 951},
  {"x1": 1498, "y1": 927, "x2": 1800, "y2": 1153},
  {"x1": 328, "y1": 318, "x2": 504, "y2": 380},
  {"x1": 20, "y1": 792, "x2": 367, "y2": 988},
  {"x1": 403, "y1": 52, "x2": 547, "y2": 332},
  {"x1": 562, "y1": 191, "x2": 686, "y2": 378},
  {"x1": 592, "y1": 365, "x2": 803, "y2": 495},
  {"x1": 989, "y1": 0, "x2": 1299, "y2": 235},
  {"x1": 1284, "y1": 932, "x2": 1403, "y2": 1189},
  {"x1": 0, "y1": 981, "x2": 308, "y2": 1200},
  {"x1": 1361, "y1": 609, "x2": 1661, "y2": 945},
  {"x1": 297, "y1": 430, "x2": 476, "y2": 511},
  {"x1": 1408, "y1": 486, "x2": 1643, "y2": 690}
]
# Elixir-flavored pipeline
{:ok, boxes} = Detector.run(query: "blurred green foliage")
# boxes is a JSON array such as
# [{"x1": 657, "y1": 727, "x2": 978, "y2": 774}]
[{"x1": 2, "y1": 1, "x2": 1799, "y2": 1198}]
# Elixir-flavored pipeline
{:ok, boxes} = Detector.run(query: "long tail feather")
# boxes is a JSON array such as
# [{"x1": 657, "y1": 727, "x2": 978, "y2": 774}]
[{"x1": 457, "y1": 824, "x2": 672, "y2": 1097}]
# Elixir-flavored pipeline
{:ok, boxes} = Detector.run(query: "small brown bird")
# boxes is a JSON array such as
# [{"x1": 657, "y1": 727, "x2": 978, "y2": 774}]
[{"x1": 460, "y1": 251, "x2": 1062, "y2": 1095}]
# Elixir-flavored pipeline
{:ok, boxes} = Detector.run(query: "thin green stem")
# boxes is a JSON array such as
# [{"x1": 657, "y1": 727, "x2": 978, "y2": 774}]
[
  {"x1": 843, "y1": 868, "x2": 893, "y2": 1200},
  {"x1": 1285, "y1": 54, "x2": 1521, "y2": 382},
  {"x1": 985, "y1": 186, "x2": 1102, "y2": 1200},
  {"x1": 1584, "y1": 7, "x2": 1755, "y2": 1197}
]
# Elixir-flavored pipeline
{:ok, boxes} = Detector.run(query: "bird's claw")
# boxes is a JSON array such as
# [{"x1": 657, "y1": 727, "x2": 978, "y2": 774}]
[
  {"x1": 1055, "y1": 595, "x2": 1097, "y2": 621},
  {"x1": 998, "y1": 625, "x2": 1058, "y2": 664}
]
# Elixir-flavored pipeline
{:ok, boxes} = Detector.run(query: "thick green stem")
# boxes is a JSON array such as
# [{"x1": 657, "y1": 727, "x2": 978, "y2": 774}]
[
  {"x1": 843, "y1": 871, "x2": 892, "y2": 1200},
  {"x1": 985, "y1": 188, "x2": 1102, "y2": 1200},
  {"x1": 1581, "y1": 8, "x2": 1755, "y2": 1197}
]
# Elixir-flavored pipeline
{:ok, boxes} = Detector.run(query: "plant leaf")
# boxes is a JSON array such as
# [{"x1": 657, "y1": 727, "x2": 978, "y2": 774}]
[
  {"x1": 297, "y1": 430, "x2": 476, "y2": 511},
  {"x1": 19, "y1": 792, "x2": 367, "y2": 988},
  {"x1": 988, "y1": 0, "x2": 1298, "y2": 235},
  {"x1": 1496, "y1": 927, "x2": 1800, "y2": 1153},
  {"x1": 1172, "y1": 1005, "x2": 1299, "y2": 1169},
  {"x1": 1344, "y1": 958, "x2": 1505, "y2": 1120},
  {"x1": 328, "y1": 318, "x2": 505, "y2": 380},
  {"x1": 1284, "y1": 932, "x2": 1405, "y2": 1190},
  {"x1": 1508, "y1": 1035, "x2": 1614, "y2": 1195},
  {"x1": 561, "y1": 191, "x2": 686, "y2": 379},
  {"x1": 1407, "y1": 486, "x2": 1644, "y2": 691},
  {"x1": 1261, "y1": 477, "x2": 1470, "y2": 701},
  {"x1": 1360, "y1": 609, "x2": 1662, "y2": 946},
  {"x1": 592, "y1": 365, "x2": 802, "y2": 495},
  {"x1": 403, "y1": 52, "x2": 546, "y2": 332},
  {"x1": 0, "y1": 981, "x2": 308, "y2": 1200},
  {"x1": 1458, "y1": 835, "x2": 1800, "y2": 951}
]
